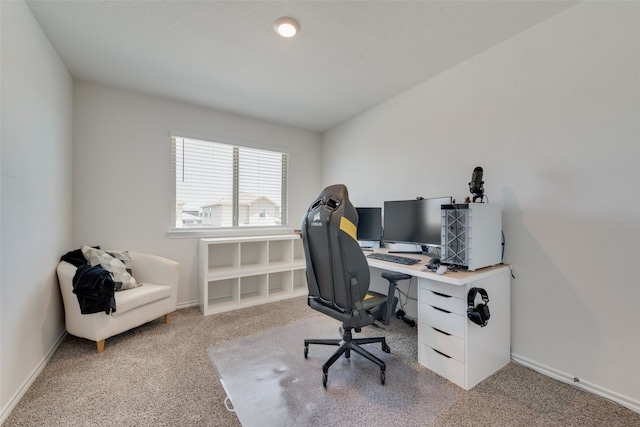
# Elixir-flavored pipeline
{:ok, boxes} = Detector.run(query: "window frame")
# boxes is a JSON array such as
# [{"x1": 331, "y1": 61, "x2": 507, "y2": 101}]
[{"x1": 169, "y1": 133, "x2": 291, "y2": 237}]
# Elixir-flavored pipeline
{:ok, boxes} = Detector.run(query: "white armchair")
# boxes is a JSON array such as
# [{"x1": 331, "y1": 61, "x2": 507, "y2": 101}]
[{"x1": 57, "y1": 251, "x2": 179, "y2": 353}]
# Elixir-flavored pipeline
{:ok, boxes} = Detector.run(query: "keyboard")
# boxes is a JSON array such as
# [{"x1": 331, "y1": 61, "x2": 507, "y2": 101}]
[{"x1": 366, "y1": 252, "x2": 421, "y2": 265}]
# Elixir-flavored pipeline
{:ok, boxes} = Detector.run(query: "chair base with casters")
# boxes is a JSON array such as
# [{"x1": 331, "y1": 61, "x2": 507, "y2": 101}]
[
  {"x1": 305, "y1": 324, "x2": 391, "y2": 387},
  {"x1": 304, "y1": 271, "x2": 412, "y2": 387}
]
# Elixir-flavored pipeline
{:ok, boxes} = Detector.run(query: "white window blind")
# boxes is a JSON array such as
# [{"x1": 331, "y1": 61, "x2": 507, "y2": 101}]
[{"x1": 172, "y1": 136, "x2": 288, "y2": 230}]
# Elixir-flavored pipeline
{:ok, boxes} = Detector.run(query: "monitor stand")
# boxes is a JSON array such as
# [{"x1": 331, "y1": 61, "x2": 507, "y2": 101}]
[
  {"x1": 358, "y1": 240, "x2": 378, "y2": 249},
  {"x1": 386, "y1": 243, "x2": 422, "y2": 254}
]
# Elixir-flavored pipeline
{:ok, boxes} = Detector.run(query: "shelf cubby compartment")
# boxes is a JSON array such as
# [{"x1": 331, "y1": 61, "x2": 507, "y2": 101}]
[
  {"x1": 240, "y1": 241, "x2": 268, "y2": 270},
  {"x1": 268, "y1": 239, "x2": 293, "y2": 268},
  {"x1": 240, "y1": 274, "x2": 268, "y2": 303},
  {"x1": 269, "y1": 270, "x2": 293, "y2": 296},
  {"x1": 206, "y1": 242, "x2": 240, "y2": 276},
  {"x1": 206, "y1": 278, "x2": 240, "y2": 312},
  {"x1": 293, "y1": 268, "x2": 307, "y2": 292},
  {"x1": 293, "y1": 238, "x2": 304, "y2": 263}
]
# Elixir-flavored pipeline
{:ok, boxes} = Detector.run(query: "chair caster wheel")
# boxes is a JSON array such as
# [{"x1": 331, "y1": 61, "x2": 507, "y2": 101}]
[
  {"x1": 323, "y1": 372, "x2": 328, "y2": 388},
  {"x1": 304, "y1": 345, "x2": 309, "y2": 359},
  {"x1": 382, "y1": 343, "x2": 390, "y2": 353},
  {"x1": 380, "y1": 370, "x2": 386, "y2": 385}
]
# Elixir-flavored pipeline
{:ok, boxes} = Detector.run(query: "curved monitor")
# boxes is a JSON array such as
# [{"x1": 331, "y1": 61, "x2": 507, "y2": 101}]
[{"x1": 383, "y1": 196, "x2": 452, "y2": 247}]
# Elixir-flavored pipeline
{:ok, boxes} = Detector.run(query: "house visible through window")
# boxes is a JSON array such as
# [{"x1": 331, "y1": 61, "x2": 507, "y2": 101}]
[{"x1": 172, "y1": 136, "x2": 288, "y2": 229}]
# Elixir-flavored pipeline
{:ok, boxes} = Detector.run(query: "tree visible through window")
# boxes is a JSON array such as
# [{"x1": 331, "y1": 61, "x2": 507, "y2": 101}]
[{"x1": 172, "y1": 136, "x2": 288, "y2": 229}]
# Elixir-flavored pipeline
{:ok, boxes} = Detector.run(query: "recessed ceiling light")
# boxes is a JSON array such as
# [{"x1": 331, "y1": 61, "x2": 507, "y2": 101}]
[{"x1": 274, "y1": 17, "x2": 300, "y2": 38}]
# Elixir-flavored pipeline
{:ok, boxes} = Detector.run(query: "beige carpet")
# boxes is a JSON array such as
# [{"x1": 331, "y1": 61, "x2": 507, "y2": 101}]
[{"x1": 4, "y1": 296, "x2": 639, "y2": 426}]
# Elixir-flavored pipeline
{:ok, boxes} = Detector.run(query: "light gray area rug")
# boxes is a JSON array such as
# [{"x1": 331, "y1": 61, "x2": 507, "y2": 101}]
[{"x1": 208, "y1": 317, "x2": 459, "y2": 427}]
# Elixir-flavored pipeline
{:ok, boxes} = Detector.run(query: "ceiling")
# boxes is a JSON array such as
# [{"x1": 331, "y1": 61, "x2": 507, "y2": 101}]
[{"x1": 26, "y1": 1, "x2": 577, "y2": 133}]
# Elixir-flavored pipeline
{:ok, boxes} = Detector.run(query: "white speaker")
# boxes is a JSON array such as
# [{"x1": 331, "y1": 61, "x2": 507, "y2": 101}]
[{"x1": 440, "y1": 204, "x2": 502, "y2": 271}]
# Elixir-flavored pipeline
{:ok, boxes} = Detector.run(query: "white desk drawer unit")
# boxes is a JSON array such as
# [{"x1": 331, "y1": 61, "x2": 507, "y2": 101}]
[
  {"x1": 418, "y1": 279, "x2": 466, "y2": 386},
  {"x1": 419, "y1": 285, "x2": 466, "y2": 314},
  {"x1": 420, "y1": 324, "x2": 465, "y2": 362},
  {"x1": 420, "y1": 341, "x2": 466, "y2": 387},
  {"x1": 419, "y1": 302, "x2": 465, "y2": 337},
  {"x1": 417, "y1": 267, "x2": 510, "y2": 390}
]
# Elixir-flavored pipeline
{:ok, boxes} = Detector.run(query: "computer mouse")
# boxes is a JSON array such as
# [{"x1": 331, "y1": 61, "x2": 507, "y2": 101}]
[{"x1": 436, "y1": 265, "x2": 448, "y2": 275}]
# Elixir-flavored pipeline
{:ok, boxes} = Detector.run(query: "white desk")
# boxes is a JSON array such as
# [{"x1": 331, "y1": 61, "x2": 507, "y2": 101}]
[{"x1": 365, "y1": 249, "x2": 511, "y2": 390}]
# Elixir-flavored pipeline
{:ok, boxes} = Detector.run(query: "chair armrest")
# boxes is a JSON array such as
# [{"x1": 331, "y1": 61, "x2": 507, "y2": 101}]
[
  {"x1": 57, "y1": 260, "x2": 79, "y2": 304},
  {"x1": 128, "y1": 252, "x2": 180, "y2": 288}
]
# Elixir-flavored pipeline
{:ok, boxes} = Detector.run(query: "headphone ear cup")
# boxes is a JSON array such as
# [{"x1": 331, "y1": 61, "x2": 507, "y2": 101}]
[
  {"x1": 467, "y1": 308, "x2": 482, "y2": 326},
  {"x1": 478, "y1": 303, "x2": 490, "y2": 326}
]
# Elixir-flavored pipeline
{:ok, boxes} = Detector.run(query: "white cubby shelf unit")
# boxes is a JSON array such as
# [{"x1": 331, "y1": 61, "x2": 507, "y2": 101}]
[{"x1": 199, "y1": 234, "x2": 308, "y2": 315}]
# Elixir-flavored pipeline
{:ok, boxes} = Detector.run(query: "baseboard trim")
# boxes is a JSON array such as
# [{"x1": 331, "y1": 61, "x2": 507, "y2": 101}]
[
  {"x1": 1, "y1": 303, "x2": 199, "y2": 423},
  {"x1": 511, "y1": 353, "x2": 639, "y2": 414},
  {"x1": 0, "y1": 331, "x2": 68, "y2": 425},
  {"x1": 176, "y1": 300, "x2": 199, "y2": 310}
]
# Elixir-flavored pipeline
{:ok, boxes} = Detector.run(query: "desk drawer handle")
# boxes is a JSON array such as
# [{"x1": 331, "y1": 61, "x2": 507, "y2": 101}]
[
  {"x1": 432, "y1": 327, "x2": 451, "y2": 336},
  {"x1": 432, "y1": 348, "x2": 452, "y2": 359},
  {"x1": 431, "y1": 291, "x2": 451, "y2": 298},
  {"x1": 432, "y1": 305, "x2": 451, "y2": 314}
]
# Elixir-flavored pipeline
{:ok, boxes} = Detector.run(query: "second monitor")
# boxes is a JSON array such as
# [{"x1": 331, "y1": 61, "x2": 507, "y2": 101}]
[{"x1": 355, "y1": 207, "x2": 382, "y2": 248}]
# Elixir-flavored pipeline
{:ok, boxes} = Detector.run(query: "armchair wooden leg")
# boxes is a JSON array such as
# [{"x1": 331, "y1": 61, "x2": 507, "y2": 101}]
[
  {"x1": 164, "y1": 313, "x2": 171, "y2": 324},
  {"x1": 97, "y1": 340, "x2": 105, "y2": 353}
]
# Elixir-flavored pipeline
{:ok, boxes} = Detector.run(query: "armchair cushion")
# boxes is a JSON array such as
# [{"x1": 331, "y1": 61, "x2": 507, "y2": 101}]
[
  {"x1": 112, "y1": 283, "x2": 171, "y2": 316},
  {"x1": 82, "y1": 246, "x2": 139, "y2": 291}
]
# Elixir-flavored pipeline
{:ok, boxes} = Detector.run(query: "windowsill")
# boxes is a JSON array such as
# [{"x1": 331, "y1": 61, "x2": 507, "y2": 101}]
[{"x1": 167, "y1": 226, "x2": 295, "y2": 239}]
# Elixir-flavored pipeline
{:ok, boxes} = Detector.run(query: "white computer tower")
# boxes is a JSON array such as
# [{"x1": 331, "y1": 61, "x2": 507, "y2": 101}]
[{"x1": 440, "y1": 204, "x2": 502, "y2": 271}]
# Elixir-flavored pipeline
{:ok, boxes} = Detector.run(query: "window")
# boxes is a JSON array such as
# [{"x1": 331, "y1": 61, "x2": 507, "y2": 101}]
[{"x1": 172, "y1": 136, "x2": 288, "y2": 230}]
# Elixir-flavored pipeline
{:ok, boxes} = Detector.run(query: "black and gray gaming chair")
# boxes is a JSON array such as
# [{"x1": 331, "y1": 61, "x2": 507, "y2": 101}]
[{"x1": 301, "y1": 184, "x2": 411, "y2": 387}]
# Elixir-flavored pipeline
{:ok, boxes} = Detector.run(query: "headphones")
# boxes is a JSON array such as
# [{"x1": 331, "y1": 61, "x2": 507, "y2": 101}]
[{"x1": 467, "y1": 287, "x2": 490, "y2": 327}]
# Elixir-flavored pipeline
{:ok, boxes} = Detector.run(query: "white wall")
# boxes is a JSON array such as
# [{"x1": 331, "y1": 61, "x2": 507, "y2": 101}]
[
  {"x1": 323, "y1": 2, "x2": 640, "y2": 411},
  {"x1": 72, "y1": 82, "x2": 322, "y2": 306},
  {"x1": 0, "y1": 1, "x2": 73, "y2": 422},
  {"x1": 2, "y1": 0, "x2": 637, "y2": 420}
]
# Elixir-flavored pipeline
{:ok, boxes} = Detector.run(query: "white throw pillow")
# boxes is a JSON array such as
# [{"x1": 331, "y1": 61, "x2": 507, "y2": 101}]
[{"x1": 82, "y1": 246, "x2": 139, "y2": 291}]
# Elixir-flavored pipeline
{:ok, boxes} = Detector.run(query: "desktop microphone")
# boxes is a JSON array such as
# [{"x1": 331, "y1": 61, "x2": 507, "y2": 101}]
[{"x1": 469, "y1": 166, "x2": 484, "y2": 202}]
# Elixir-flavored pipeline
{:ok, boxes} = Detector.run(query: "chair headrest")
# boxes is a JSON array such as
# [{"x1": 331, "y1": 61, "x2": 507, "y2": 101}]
[{"x1": 308, "y1": 184, "x2": 349, "y2": 212}]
